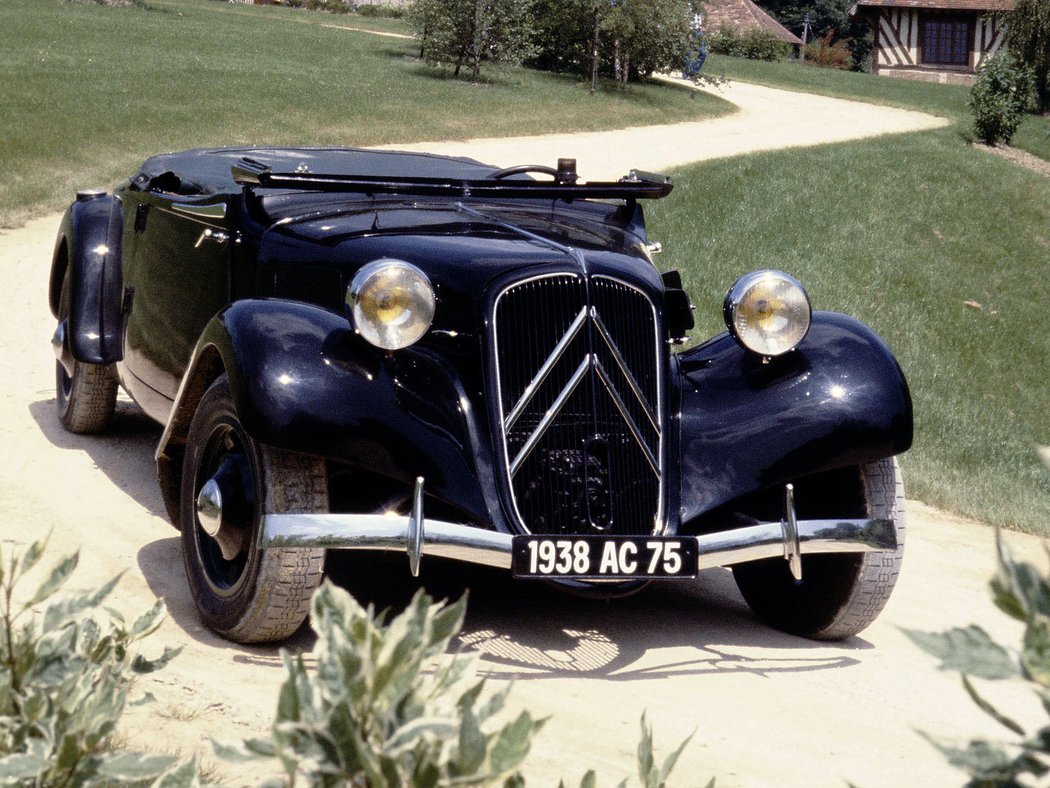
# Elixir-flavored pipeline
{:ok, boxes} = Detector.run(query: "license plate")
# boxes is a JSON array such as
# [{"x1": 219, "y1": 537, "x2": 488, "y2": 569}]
[{"x1": 512, "y1": 535, "x2": 698, "y2": 579}]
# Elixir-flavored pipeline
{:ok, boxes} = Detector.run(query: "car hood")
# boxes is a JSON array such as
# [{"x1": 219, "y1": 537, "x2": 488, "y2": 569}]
[{"x1": 256, "y1": 198, "x2": 665, "y2": 332}]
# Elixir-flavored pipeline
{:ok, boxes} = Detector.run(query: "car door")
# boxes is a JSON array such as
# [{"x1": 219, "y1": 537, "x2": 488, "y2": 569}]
[{"x1": 120, "y1": 190, "x2": 232, "y2": 417}]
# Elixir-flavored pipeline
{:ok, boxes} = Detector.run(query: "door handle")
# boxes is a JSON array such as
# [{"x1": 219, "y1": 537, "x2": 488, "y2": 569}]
[{"x1": 194, "y1": 228, "x2": 229, "y2": 248}]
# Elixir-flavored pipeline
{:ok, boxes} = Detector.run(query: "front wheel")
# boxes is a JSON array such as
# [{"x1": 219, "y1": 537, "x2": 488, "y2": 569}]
[
  {"x1": 180, "y1": 376, "x2": 326, "y2": 643},
  {"x1": 731, "y1": 457, "x2": 905, "y2": 641}
]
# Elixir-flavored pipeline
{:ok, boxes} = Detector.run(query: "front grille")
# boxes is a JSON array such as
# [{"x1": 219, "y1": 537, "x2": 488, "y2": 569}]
[{"x1": 492, "y1": 273, "x2": 663, "y2": 536}]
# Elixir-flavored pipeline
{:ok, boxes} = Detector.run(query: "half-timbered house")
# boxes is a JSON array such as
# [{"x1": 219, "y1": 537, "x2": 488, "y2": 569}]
[{"x1": 850, "y1": 0, "x2": 1014, "y2": 84}]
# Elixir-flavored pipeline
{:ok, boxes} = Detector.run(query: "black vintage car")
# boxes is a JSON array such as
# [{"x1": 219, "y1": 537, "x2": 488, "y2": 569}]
[{"x1": 49, "y1": 146, "x2": 911, "y2": 644}]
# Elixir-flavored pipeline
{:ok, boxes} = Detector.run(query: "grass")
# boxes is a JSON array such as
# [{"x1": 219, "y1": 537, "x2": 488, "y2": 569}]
[
  {"x1": 0, "y1": 0, "x2": 730, "y2": 227},
  {"x1": 703, "y1": 53, "x2": 972, "y2": 123},
  {"x1": 1013, "y1": 113, "x2": 1050, "y2": 160},
  {"x1": 647, "y1": 128, "x2": 1050, "y2": 534}
]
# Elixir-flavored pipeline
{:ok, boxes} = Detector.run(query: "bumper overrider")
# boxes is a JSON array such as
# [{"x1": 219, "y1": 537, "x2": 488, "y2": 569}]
[{"x1": 259, "y1": 478, "x2": 897, "y2": 583}]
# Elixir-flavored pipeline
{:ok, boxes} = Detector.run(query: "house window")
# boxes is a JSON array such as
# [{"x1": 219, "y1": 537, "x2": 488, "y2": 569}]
[{"x1": 921, "y1": 14, "x2": 971, "y2": 66}]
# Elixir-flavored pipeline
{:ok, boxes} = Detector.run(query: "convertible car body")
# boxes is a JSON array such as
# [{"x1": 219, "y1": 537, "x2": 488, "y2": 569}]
[{"x1": 49, "y1": 147, "x2": 912, "y2": 643}]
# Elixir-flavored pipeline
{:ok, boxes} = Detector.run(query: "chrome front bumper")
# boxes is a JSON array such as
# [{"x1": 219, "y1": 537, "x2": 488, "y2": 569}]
[{"x1": 260, "y1": 479, "x2": 897, "y2": 582}]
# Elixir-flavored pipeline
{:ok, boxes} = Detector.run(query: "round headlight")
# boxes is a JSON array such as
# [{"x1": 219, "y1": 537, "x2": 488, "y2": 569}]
[
  {"x1": 723, "y1": 270, "x2": 811, "y2": 357},
  {"x1": 348, "y1": 259, "x2": 435, "y2": 350}
]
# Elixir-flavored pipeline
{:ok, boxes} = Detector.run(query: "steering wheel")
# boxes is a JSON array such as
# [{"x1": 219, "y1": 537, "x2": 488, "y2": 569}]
[{"x1": 488, "y1": 165, "x2": 561, "y2": 180}]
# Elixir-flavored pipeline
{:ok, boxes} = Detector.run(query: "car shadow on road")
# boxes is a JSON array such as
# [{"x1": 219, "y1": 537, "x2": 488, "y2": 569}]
[
  {"x1": 319, "y1": 551, "x2": 870, "y2": 680},
  {"x1": 29, "y1": 397, "x2": 869, "y2": 680},
  {"x1": 29, "y1": 397, "x2": 169, "y2": 519}
]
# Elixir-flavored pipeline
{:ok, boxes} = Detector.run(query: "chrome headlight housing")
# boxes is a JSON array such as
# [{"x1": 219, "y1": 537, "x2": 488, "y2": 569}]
[
  {"x1": 723, "y1": 270, "x2": 811, "y2": 357},
  {"x1": 348, "y1": 259, "x2": 436, "y2": 350}
]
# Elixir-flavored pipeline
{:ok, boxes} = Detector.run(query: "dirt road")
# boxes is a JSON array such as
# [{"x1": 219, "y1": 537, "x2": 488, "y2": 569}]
[{"x1": 1, "y1": 84, "x2": 1038, "y2": 787}]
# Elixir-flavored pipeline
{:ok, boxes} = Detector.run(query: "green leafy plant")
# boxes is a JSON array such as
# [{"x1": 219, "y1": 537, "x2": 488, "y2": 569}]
[
  {"x1": 218, "y1": 581, "x2": 699, "y2": 787},
  {"x1": 217, "y1": 583, "x2": 544, "y2": 786},
  {"x1": 707, "y1": 27, "x2": 789, "y2": 62},
  {"x1": 969, "y1": 50, "x2": 1036, "y2": 145},
  {"x1": 905, "y1": 445, "x2": 1050, "y2": 788},
  {"x1": 0, "y1": 536, "x2": 187, "y2": 786},
  {"x1": 562, "y1": 714, "x2": 701, "y2": 788}
]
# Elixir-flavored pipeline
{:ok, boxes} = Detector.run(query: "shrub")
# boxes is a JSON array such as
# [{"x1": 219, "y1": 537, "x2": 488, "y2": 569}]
[
  {"x1": 803, "y1": 31, "x2": 852, "y2": 70},
  {"x1": 970, "y1": 50, "x2": 1036, "y2": 145},
  {"x1": 217, "y1": 582, "x2": 699, "y2": 786},
  {"x1": 282, "y1": 0, "x2": 356, "y2": 12},
  {"x1": 216, "y1": 584, "x2": 544, "y2": 785},
  {"x1": 707, "y1": 26, "x2": 789, "y2": 62},
  {"x1": 0, "y1": 537, "x2": 187, "y2": 786},
  {"x1": 357, "y1": 3, "x2": 404, "y2": 19}
]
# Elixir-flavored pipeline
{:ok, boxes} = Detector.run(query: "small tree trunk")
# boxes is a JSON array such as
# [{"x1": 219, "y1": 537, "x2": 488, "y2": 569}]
[
  {"x1": 471, "y1": 0, "x2": 483, "y2": 81},
  {"x1": 590, "y1": 8, "x2": 600, "y2": 92}
]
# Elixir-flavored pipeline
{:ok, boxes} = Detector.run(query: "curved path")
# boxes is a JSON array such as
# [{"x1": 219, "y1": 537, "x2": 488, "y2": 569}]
[
  {"x1": 0, "y1": 84, "x2": 1033, "y2": 787},
  {"x1": 384, "y1": 77, "x2": 950, "y2": 178}
]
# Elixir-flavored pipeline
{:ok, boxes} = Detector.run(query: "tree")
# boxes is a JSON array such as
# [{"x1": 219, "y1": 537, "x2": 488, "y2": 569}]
[
  {"x1": 530, "y1": 0, "x2": 693, "y2": 87},
  {"x1": 408, "y1": 0, "x2": 538, "y2": 82},
  {"x1": 1004, "y1": 0, "x2": 1050, "y2": 111},
  {"x1": 603, "y1": 0, "x2": 692, "y2": 88}
]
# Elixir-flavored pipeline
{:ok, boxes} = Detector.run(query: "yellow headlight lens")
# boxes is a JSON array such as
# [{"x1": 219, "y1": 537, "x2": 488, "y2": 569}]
[
  {"x1": 723, "y1": 270, "x2": 811, "y2": 356},
  {"x1": 348, "y1": 259, "x2": 435, "y2": 350}
]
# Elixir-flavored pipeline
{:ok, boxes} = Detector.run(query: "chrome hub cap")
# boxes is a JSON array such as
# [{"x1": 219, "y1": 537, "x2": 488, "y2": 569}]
[
  {"x1": 196, "y1": 479, "x2": 223, "y2": 538},
  {"x1": 196, "y1": 456, "x2": 251, "y2": 562}
]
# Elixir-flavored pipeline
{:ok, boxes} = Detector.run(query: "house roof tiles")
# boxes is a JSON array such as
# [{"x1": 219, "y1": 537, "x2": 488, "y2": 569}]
[{"x1": 703, "y1": 0, "x2": 804, "y2": 46}]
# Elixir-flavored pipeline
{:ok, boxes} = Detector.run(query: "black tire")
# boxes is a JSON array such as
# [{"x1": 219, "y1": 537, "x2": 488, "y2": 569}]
[
  {"x1": 55, "y1": 272, "x2": 117, "y2": 434},
  {"x1": 731, "y1": 457, "x2": 905, "y2": 641},
  {"x1": 180, "y1": 375, "x2": 326, "y2": 643}
]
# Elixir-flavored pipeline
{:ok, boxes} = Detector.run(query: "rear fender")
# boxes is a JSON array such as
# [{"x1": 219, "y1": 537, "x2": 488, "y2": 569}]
[
  {"x1": 675, "y1": 311, "x2": 913, "y2": 526},
  {"x1": 49, "y1": 194, "x2": 124, "y2": 364},
  {"x1": 156, "y1": 299, "x2": 496, "y2": 530}
]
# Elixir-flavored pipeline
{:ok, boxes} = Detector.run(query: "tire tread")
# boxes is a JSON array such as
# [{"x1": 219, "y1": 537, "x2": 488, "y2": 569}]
[{"x1": 224, "y1": 450, "x2": 327, "y2": 644}]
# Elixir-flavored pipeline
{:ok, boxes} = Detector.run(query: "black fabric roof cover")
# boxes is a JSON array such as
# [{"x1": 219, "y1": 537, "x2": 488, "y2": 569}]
[{"x1": 131, "y1": 146, "x2": 498, "y2": 195}]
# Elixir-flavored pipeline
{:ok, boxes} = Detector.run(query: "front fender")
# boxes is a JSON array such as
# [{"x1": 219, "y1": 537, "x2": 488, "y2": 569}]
[
  {"x1": 49, "y1": 194, "x2": 124, "y2": 364},
  {"x1": 675, "y1": 311, "x2": 912, "y2": 525},
  {"x1": 156, "y1": 299, "x2": 497, "y2": 530}
]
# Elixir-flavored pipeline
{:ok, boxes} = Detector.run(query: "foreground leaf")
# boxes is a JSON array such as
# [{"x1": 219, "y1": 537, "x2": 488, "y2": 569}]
[
  {"x1": 26, "y1": 552, "x2": 78, "y2": 606},
  {"x1": 904, "y1": 625, "x2": 1017, "y2": 679},
  {"x1": 97, "y1": 751, "x2": 178, "y2": 781}
]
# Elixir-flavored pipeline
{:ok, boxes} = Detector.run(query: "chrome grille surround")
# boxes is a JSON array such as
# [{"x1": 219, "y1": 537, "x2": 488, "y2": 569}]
[{"x1": 491, "y1": 272, "x2": 664, "y2": 537}]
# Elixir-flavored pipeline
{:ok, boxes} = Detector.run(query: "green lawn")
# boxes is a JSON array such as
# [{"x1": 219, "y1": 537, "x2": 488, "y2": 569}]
[
  {"x1": 0, "y1": 0, "x2": 729, "y2": 227},
  {"x1": 703, "y1": 53, "x2": 973, "y2": 123},
  {"x1": 1013, "y1": 113, "x2": 1050, "y2": 161},
  {"x1": 647, "y1": 128, "x2": 1050, "y2": 534}
]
